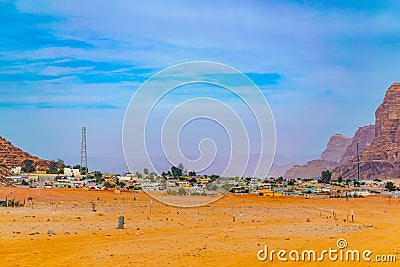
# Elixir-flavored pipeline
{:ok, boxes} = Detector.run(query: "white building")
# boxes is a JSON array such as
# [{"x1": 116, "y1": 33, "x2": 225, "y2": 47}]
[
  {"x1": 6, "y1": 175, "x2": 24, "y2": 183},
  {"x1": 357, "y1": 190, "x2": 371, "y2": 197},
  {"x1": 64, "y1": 168, "x2": 81, "y2": 177},
  {"x1": 53, "y1": 182, "x2": 71, "y2": 188},
  {"x1": 11, "y1": 166, "x2": 21, "y2": 174},
  {"x1": 117, "y1": 176, "x2": 133, "y2": 182}
]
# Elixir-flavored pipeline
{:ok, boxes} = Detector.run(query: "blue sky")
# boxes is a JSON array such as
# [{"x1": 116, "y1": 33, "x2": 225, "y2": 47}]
[{"x1": 1, "y1": 0, "x2": 400, "y2": 174}]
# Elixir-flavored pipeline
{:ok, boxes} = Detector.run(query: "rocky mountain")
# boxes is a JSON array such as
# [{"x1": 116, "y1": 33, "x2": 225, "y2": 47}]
[
  {"x1": 0, "y1": 164, "x2": 10, "y2": 185},
  {"x1": 268, "y1": 163, "x2": 296, "y2": 178},
  {"x1": 0, "y1": 136, "x2": 50, "y2": 172},
  {"x1": 284, "y1": 133, "x2": 352, "y2": 179},
  {"x1": 335, "y1": 83, "x2": 400, "y2": 179},
  {"x1": 321, "y1": 134, "x2": 353, "y2": 163},
  {"x1": 339, "y1": 125, "x2": 375, "y2": 164},
  {"x1": 284, "y1": 127, "x2": 375, "y2": 179},
  {"x1": 284, "y1": 160, "x2": 340, "y2": 179}
]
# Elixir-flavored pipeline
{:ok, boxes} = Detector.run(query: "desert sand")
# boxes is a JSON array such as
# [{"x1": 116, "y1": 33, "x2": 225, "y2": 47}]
[{"x1": 0, "y1": 188, "x2": 399, "y2": 266}]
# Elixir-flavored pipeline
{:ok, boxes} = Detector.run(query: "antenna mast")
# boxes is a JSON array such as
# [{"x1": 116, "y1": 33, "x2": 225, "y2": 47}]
[{"x1": 80, "y1": 126, "x2": 88, "y2": 174}]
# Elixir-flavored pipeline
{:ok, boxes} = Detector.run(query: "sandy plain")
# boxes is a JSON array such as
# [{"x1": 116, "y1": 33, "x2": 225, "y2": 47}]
[{"x1": 0, "y1": 188, "x2": 399, "y2": 266}]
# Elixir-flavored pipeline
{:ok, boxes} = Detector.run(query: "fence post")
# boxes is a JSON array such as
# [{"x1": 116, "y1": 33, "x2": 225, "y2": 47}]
[{"x1": 117, "y1": 216, "x2": 125, "y2": 229}]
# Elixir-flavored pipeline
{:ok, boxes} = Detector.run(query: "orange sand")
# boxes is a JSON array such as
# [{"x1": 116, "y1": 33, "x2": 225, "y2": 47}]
[{"x1": 0, "y1": 188, "x2": 399, "y2": 266}]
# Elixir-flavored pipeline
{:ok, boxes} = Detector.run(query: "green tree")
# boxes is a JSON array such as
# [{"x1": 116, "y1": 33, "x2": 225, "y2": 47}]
[
  {"x1": 143, "y1": 168, "x2": 149, "y2": 175},
  {"x1": 57, "y1": 159, "x2": 65, "y2": 168},
  {"x1": 48, "y1": 161, "x2": 58, "y2": 174},
  {"x1": 338, "y1": 176, "x2": 343, "y2": 184},
  {"x1": 178, "y1": 187, "x2": 187, "y2": 196},
  {"x1": 103, "y1": 181, "x2": 114, "y2": 188},
  {"x1": 209, "y1": 174, "x2": 220, "y2": 182},
  {"x1": 21, "y1": 159, "x2": 36, "y2": 173},
  {"x1": 171, "y1": 166, "x2": 182, "y2": 179},
  {"x1": 320, "y1": 170, "x2": 332, "y2": 184},
  {"x1": 93, "y1": 171, "x2": 102, "y2": 179},
  {"x1": 385, "y1": 181, "x2": 397, "y2": 192},
  {"x1": 81, "y1": 167, "x2": 88, "y2": 175},
  {"x1": 73, "y1": 164, "x2": 81, "y2": 170}
]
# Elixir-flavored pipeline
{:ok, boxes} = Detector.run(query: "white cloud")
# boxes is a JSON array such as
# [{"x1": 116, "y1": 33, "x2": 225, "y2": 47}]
[{"x1": 3, "y1": 0, "x2": 400, "y2": 169}]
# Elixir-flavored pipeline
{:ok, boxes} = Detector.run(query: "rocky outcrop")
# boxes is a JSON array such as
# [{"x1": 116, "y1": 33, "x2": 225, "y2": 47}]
[
  {"x1": 0, "y1": 164, "x2": 11, "y2": 186},
  {"x1": 284, "y1": 160, "x2": 340, "y2": 179},
  {"x1": 334, "y1": 83, "x2": 400, "y2": 179},
  {"x1": 284, "y1": 133, "x2": 352, "y2": 179},
  {"x1": 284, "y1": 126, "x2": 374, "y2": 179},
  {"x1": 268, "y1": 163, "x2": 296, "y2": 178},
  {"x1": 321, "y1": 134, "x2": 352, "y2": 163},
  {"x1": 0, "y1": 136, "x2": 49, "y2": 171},
  {"x1": 339, "y1": 125, "x2": 375, "y2": 164}
]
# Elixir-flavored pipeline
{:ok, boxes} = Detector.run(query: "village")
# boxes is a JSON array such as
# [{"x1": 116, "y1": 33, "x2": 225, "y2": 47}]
[{"x1": 4, "y1": 163, "x2": 400, "y2": 200}]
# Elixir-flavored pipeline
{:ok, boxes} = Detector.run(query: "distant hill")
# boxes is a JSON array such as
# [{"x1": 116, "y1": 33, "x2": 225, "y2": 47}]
[
  {"x1": 284, "y1": 126, "x2": 375, "y2": 179},
  {"x1": 339, "y1": 125, "x2": 375, "y2": 165},
  {"x1": 284, "y1": 160, "x2": 340, "y2": 179},
  {"x1": 321, "y1": 134, "x2": 353, "y2": 163},
  {"x1": 0, "y1": 136, "x2": 50, "y2": 175},
  {"x1": 285, "y1": 82, "x2": 400, "y2": 180},
  {"x1": 268, "y1": 163, "x2": 296, "y2": 178},
  {"x1": 335, "y1": 83, "x2": 400, "y2": 179}
]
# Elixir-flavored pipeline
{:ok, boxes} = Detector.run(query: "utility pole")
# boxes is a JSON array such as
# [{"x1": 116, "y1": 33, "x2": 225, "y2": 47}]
[{"x1": 80, "y1": 127, "x2": 88, "y2": 174}]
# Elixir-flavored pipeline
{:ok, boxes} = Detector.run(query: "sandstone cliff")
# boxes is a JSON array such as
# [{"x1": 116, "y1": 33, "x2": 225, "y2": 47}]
[
  {"x1": 268, "y1": 163, "x2": 296, "y2": 178},
  {"x1": 284, "y1": 126, "x2": 375, "y2": 179},
  {"x1": 0, "y1": 165, "x2": 10, "y2": 184},
  {"x1": 284, "y1": 133, "x2": 352, "y2": 179},
  {"x1": 0, "y1": 136, "x2": 49, "y2": 171},
  {"x1": 284, "y1": 160, "x2": 340, "y2": 179},
  {"x1": 335, "y1": 83, "x2": 400, "y2": 179},
  {"x1": 339, "y1": 125, "x2": 375, "y2": 164},
  {"x1": 321, "y1": 134, "x2": 352, "y2": 163}
]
